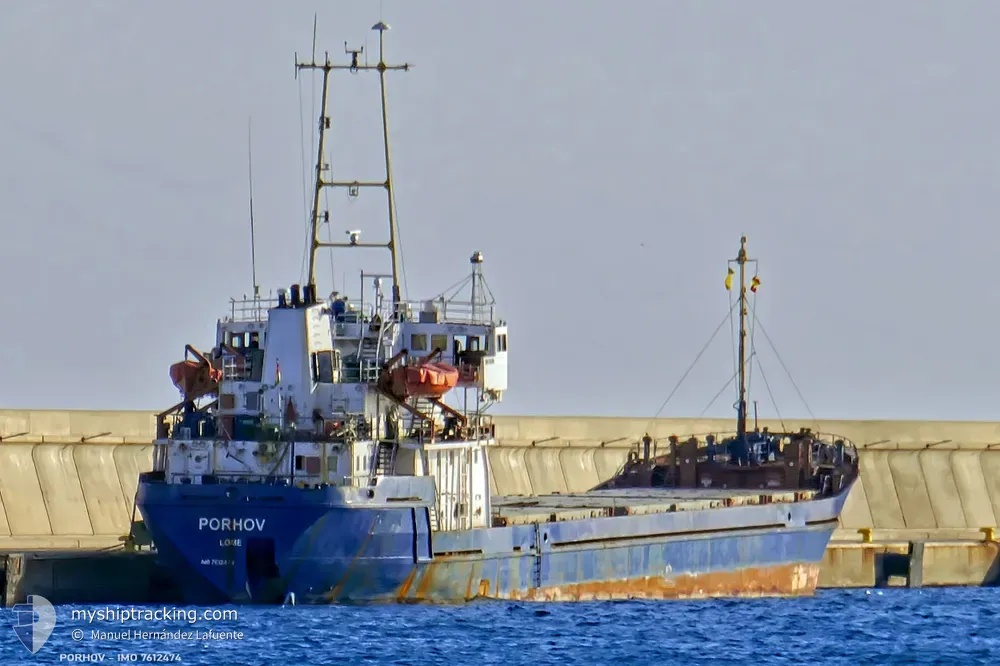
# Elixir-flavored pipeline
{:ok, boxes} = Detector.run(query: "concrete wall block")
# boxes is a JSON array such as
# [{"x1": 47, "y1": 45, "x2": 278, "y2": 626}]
[
  {"x1": 951, "y1": 451, "x2": 998, "y2": 529},
  {"x1": 887, "y1": 451, "x2": 936, "y2": 529},
  {"x1": 0, "y1": 444, "x2": 50, "y2": 535},
  {"x1": 919, "y1": 451, "x2": 966, "y2": 528},
  {"x1": 919, "y1": 542, "x2": 1000, "y2": 587},
  {"x1": 859, "y1": 451, "x2": 906, "y2": 529},
  {"x1": 32, "y1": 444, "x2": 93, "y2": 536}
]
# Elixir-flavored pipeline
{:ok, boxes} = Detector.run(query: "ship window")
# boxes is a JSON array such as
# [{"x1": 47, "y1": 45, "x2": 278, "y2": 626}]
[
  {"x1": 295, "y1": 455, "x2": 305, "y2": 471},
  {"x1": 497, "y1": 334, "x2": 508, "y2": 352},
  {"x1": 430, "y1": 334, "x2": 448, "y2": 354},
  {"x1": 410, "y1": 333, "x2": 428, "y2": 351},
  {"x1": 244, "y1": 392, "x2": 260, "y2": 411},
  {"x1": 312, "y1": 351, "x2": 335, "y2": 383}
]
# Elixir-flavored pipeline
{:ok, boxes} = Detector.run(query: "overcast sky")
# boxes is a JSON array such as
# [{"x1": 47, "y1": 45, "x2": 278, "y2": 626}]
[{"x1": 2, "y1": 1, "x2": 998, "y2": 422}]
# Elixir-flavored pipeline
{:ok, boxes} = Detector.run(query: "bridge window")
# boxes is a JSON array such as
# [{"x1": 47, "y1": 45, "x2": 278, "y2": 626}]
[
  {"x1": 430, "y1": 334, "x2": 448, "y2": 353},
  {"x1": 497, "y1": 333, "x2": 508, "y2": 352},
  {"x1": 311, "y1": 351, "x2": 335, "y2": 383},
  {"x1": 410, "y1": 333, "x2": 427, "y2": 351}
]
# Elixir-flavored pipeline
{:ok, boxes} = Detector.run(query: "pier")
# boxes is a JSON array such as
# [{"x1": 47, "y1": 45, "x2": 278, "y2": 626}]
[{"x1": 1, "y1": 409, "x2": 998, "y2": 604}]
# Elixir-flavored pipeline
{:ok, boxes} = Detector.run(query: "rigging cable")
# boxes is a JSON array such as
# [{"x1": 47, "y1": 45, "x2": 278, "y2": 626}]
[
  {"x1": 753, "y1": 311, "x2": 818, "y2": 427},
  {"x1": 325, "y1": 182, "x2": 336, "y2": 292},
  {"x1": 701, "y1": 352, "x2": 754, "y2": 418},
  {"x1": 728, "y1": 275, "x2": 738, "y2": 392},
  {"x1": 745, "y1": 264, "x2": 759, "y2": 404},
  {"x1": 297, "y1": 76, "x2": 312, "y2": 283},
  {"x1": 304, "y1": 30, "x2": 318, "y2": 287},
  {"x1": 752, "y1": 352, "x2": 785, "y2": 430},
  {"x1": 650, "y1": 300, "x2": 739, "y2": 421}
]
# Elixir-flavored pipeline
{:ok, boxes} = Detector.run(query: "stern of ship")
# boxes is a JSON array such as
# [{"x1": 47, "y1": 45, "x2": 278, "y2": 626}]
[{"x1": 137, "y1": 472, "x2": 435, "y2": 605}]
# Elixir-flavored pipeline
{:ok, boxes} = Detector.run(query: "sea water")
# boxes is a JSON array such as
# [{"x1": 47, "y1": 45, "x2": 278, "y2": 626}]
[{"x1": 2, "y1": 588, "x2": 997, "y2": 665}]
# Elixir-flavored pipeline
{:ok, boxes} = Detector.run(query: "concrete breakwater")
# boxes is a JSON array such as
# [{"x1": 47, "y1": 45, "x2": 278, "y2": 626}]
[{"x1": 0, "y1": 409, "x2": 997, "y2": 589}]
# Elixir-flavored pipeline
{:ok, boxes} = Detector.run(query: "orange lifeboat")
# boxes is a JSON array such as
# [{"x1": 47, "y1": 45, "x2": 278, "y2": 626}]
[
  {"x1": 169, "y1": 345, "x2": 222, "y2": 400},
  {"x1": 388, "y1": 361, "x2": 459, "y2": 399}
]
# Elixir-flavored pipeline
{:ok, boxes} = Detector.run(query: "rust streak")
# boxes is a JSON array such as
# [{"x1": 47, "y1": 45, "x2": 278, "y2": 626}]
[
  {"x1": 464, "y1": 566, "x2": 476, "y2": 600},
  {"x1": 414, "y1": 561, "x2": 437, "y2": 600},
  {"x1": 325, "y1": 520, "x2": 379, "y2": 601},
  {"x1": 396, "y1": 568, "x2": 418, "y2": 601},
  {"x1": 502, "y1": 563, "x2": 820, "y2": 602}
]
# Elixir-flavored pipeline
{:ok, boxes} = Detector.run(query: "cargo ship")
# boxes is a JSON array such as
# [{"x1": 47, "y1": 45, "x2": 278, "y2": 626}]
[{"x1": 135, "y1": 22, "x2": 859, "y2": 604}]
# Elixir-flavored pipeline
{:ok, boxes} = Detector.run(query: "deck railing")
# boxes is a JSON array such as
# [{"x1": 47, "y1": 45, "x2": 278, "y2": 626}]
[{"x1": 225, "y1": 297, "x2": 279, "y2": 323}]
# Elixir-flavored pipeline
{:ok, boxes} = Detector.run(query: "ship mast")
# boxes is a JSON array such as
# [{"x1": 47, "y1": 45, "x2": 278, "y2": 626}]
[
  {"x1": 736, "y1": 236, "x2": 750, "y2": 439},
  {"x1": 295, "y1": 22, "x2": 411, "y2": 306}
]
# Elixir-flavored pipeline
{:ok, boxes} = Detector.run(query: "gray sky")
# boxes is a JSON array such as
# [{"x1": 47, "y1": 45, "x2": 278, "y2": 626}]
[{"x1": 2, "y1": 0, "x2": 998, "y2": 421}]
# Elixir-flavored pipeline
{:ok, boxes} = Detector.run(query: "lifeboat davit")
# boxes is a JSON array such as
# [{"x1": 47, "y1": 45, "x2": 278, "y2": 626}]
[
  {"x1": 388, "y1": 361, "x2": 459, "y2": 399},
  {"x1": 169, "y1": 360, "x2": 222, "y2": 399}
]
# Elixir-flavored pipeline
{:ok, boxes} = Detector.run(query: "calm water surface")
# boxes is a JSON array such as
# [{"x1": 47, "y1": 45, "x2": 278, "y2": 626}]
[{"x1": 2, "y1": 588, "x2": 997, "y2": 665}]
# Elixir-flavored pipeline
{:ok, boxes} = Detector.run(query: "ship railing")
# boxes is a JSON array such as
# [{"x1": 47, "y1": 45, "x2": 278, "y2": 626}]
[
  {"x1": 163, "y1": 471, "x2": 380, "y2": 488},
  {"x1": 402, "y1": 299, "x2": 496, "y2": 326},
  {"x1": 152, "y1": 441, "x2": 168, "y2": 472},
  {"x1": 466, "y1": 413, "x2": 496, "y2": 440},
  {"x1": 224, "y1": 297, "x2": 280, "y2": 323},
  {"x1": 624, "y1": 430, "x2": 858, "y2": 465},
  {"x1": 635, "y1": 430, "x2": 856, "y2": 448},
  {"x1": 359, "y1": 359, "x2": 381, "y2": 383}
]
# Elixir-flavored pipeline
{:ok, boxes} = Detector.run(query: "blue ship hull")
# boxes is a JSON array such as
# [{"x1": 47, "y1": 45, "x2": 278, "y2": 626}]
[{"x1": 136, "y1": 472, "x2": 851, "y2": 604}]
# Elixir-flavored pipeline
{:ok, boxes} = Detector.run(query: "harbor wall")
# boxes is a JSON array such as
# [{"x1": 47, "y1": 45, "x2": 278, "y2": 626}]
[{"x1": 1, "y1": 410, "x2": 999, "y2": 587}]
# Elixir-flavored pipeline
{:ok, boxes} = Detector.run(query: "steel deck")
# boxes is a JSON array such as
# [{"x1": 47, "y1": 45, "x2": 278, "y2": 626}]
[{"x1": 491, "y1": 488, "x2": 817, "y2": 526}]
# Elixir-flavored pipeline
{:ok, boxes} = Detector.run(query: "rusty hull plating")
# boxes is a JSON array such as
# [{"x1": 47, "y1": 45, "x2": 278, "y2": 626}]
[{"x1": 403, "y1": 562, "x2": 821, "y2": 603}]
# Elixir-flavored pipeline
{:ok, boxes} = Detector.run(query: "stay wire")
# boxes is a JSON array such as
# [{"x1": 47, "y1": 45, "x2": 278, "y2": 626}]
[
  {"x1": 753, "y1": 352, "x2": 785, "y2": 430},
  {"x1": 651, "y1": 300, "x2": 739, "y2": 421},
  {"x1": 753, "y1": 312, "x2": 818, "y2": 426},
  {"x1": 700, "y1": 352, "x2": 753, "y2": 418}
]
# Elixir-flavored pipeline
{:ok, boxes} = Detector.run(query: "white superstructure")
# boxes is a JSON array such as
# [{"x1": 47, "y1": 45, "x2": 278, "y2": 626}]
[{"x1": 152, "y1": 24, "x2": 507, "y2": 533}]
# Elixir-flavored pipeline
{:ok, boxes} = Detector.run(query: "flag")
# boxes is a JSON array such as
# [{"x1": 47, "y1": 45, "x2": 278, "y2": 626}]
[
  {"x1": 750, "y1": 276, "x2": 760, "y2": 293},
  {"x1": 725, "y1": 268, "x2": 734, "y2": 291},
  {"x1": 275, "y1": 358, "x2": 281, "y2": 385}
]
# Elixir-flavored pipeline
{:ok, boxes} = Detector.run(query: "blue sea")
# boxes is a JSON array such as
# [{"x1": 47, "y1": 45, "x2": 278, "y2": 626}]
[{"x1": 2, "y1": 588, "x2": 997, "y2": 665}]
